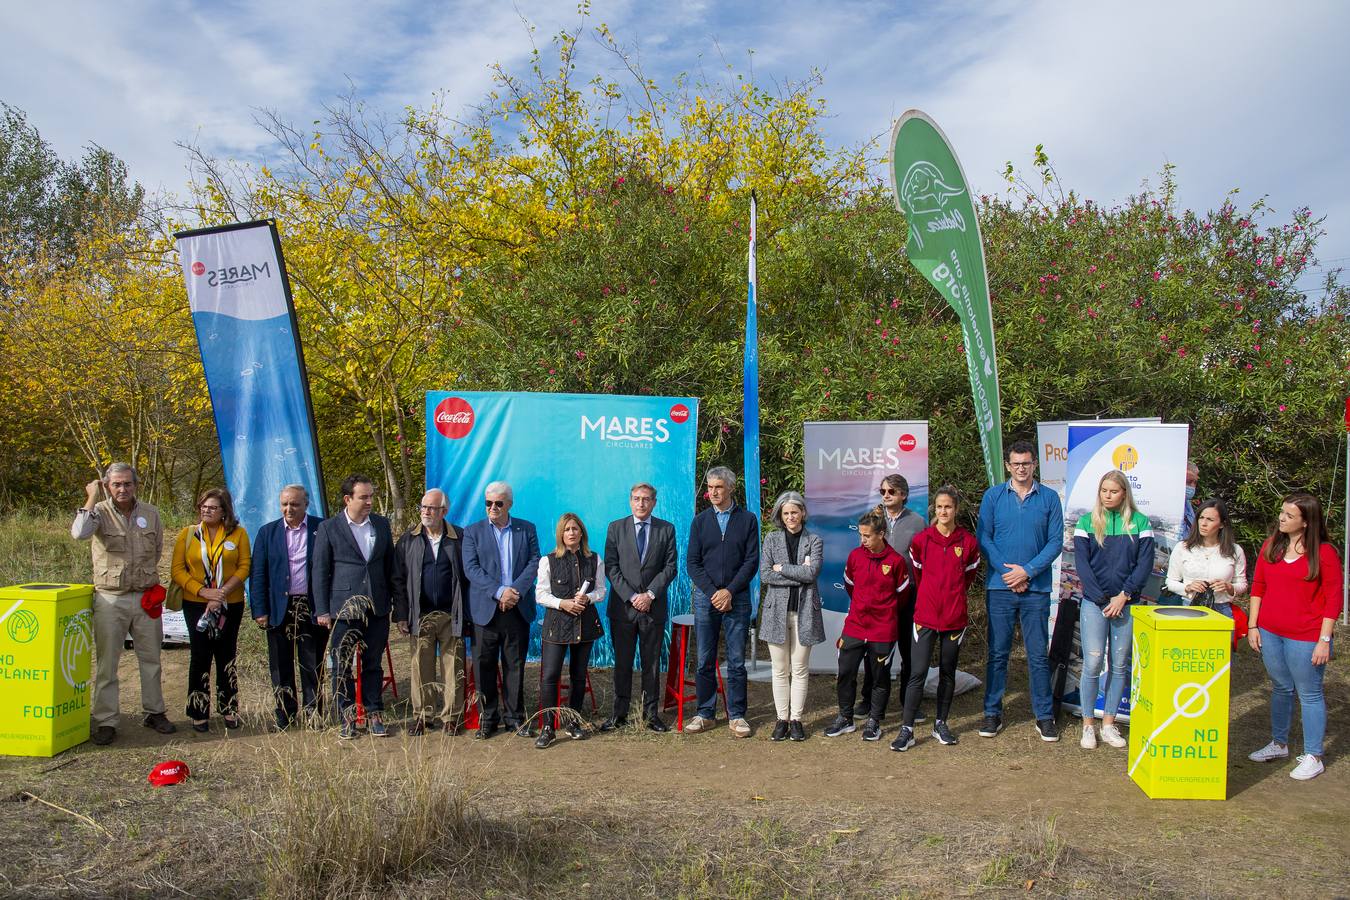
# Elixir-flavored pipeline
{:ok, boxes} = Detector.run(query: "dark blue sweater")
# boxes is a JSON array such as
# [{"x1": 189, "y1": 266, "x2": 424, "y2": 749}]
[{"x1": 686, "y1": 505, "x2": 760, "y2": 598}]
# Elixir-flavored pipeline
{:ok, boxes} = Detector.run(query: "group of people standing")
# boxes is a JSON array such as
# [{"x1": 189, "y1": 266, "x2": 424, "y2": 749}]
[{"x1": 71, "y1": 442, "x2": 1341, "y2": 780}]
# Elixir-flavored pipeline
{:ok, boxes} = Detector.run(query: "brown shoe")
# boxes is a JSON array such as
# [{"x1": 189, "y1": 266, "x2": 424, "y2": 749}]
[
  {"x1": 91, "y1": 726, "x2": 116, "y2": 746},
  {"x1": 408, "y1": 718, "x2": 426, "y2": 736},
  {"x1": 143, "y1": 712, "x2": 177, "y2": 735}
]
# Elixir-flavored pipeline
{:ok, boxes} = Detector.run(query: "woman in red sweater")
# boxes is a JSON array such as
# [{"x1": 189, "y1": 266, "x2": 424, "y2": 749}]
[
  {"x1": 893, "y1": 486, "x2": 981, "y2": 751},
  {"x1": 825, "y1": 509, "x2": 910, "y2": 742},
  {"x1": 1246, "y1": 492, "x2": 1342, "y2": 781}
]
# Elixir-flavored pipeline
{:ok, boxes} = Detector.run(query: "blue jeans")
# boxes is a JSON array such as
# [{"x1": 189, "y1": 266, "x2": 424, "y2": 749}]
[
  {"x1": 1260, "y1": 630, "x2": 1327, "y2": 756},
  {"x1": 692, "y1": 590, "x2": 749, "y2": 719},
  {"x1": 984, "y1": 590, "x2": 1053, "y2": 719},
  {"x1": 1078, "y1": 600, "x2": 1132, "y2": 719}
]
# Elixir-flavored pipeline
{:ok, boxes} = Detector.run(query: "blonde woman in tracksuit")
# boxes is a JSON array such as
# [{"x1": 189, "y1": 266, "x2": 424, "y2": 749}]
[{"x1": 1072, "y1": 470, "x2": 1154, "y2": 750}]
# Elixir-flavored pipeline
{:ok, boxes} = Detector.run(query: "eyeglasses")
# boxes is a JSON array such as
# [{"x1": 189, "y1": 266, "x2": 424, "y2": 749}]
[
  {"x1": 879, "y1": 488, "x2": 901, "y2": 496},
  {"x1": 1008, "y1": 462, "x2": 1036, "y2": 469},
  {"x1": 485, "y1": 499, "x2": 506, "y2": 508},
  {"x1": 419, "y1": 505, "x2": 445, "y2": 513},
  {"x1": 199, "y1": 505, "x2": 222, "y2": 512}
]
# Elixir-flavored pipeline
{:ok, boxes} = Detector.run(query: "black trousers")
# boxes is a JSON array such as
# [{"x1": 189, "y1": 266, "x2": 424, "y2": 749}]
[
  {"x1": 860, "y1": 599, "x2": 915, "y2": 705},
  {"x1": 610, "y1": 604, "x2": 665, "y2": 720},
  {"x1": 474, "y1": 607, "x2": 529, "y2": 728},
  {"x1": 539, "y1": 640, "x2": 593, "y2": 728},
  {"x1": 328, "y1": 613, "x2": 390, "y2": 717},
  {"x1": 182, "y1": 599, "x2": 245, "y2": 720},
  {"x1": 837, "y1": 635, "x2": 894, "y2": 721},
  {"x1": 266, "y1": 595, "x2": 329, "y2": 726},
  {"x1": 904, "y1": 626, "x2": 964, "y2": 726}
]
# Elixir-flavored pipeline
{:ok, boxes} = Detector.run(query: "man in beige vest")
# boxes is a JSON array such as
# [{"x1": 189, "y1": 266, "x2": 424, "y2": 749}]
[{"x1": 71, "y1": 462, "x2": 176, "y2": 745}]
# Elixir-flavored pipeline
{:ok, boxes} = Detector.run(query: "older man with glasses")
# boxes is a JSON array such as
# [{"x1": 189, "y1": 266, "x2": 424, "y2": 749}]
[
  {"x1": 462, "y1": 482, "x2": 541, "y2": 738},
  {"x1": 393, "y1": 489, "x2": 470, "y2": 735}
]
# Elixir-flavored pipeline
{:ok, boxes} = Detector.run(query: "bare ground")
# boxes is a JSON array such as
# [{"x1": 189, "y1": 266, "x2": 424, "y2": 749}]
[{"x1": 1, "y1": 624, "x2": 1346, "y2": 899}]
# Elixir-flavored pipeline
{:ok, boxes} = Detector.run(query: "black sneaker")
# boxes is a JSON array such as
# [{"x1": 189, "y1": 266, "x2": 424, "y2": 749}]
[
  {"x1": 912, "y1": 710, "x2": 927, "y2": 725},
  {"x1": 1036, "y1": 718, "x2": 1060, "y2": 742},
  {"x1": 338, "y1": 720, "x2": 357, "y2": 740},
  {"x1": 564, "y1": 722, "x2": 587, "y2": 741},
  {"x1": 977, "y1": 714, "x2": 1004, "y2": 737},
  {"x1": 890, "y1": 726, "x2": 916, "y2": 752},
  {"x1": 862, "y1": 718, "x2": 882, "y2": 741},
  {"x1": 933, "y1": 720, "x2": 959, "y2": 745},
  {"x1": 770, "y1": 719, "x2": 790, "y2": 742},
  {"x1": 788, "y1": 720, "x2": 806, "y2": 742},
  {"x1": 823, "y1": 715, "x2": 856, "y2": 738},
  {"x1": 535, "y1": 726, "x2": 555, "y2": 749},
  {"x1": 91, "y1": 725, "x2": 116, "y2": 746}
]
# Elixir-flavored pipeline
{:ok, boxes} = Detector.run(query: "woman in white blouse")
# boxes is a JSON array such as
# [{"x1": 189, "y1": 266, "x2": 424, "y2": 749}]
[
  {"x1": 1164, "y1": 499, "x2": 1248, "y2": 617},
  {"x1": 534, "y1": 513, "x2": 606, "y2": 748}
]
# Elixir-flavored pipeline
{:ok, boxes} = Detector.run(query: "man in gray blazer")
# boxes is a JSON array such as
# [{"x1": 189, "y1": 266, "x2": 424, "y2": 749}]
[
  {"x1": 461, "y1": 481, "x2": 541, "y2": 738},
  {"x1": 601, "y1": 482, "x2": 678, "y2": 732},
  {"x1": 313, "y1": 474, "x2": 397, "y2": 739}
]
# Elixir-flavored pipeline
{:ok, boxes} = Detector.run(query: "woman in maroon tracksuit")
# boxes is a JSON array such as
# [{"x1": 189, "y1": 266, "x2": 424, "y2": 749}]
[
  {"x1": 893, "y1": 485, "x2": 981, "y2": 751},
  {"x1": 825, "y1": 509, "x2": 911, "y2": 742}
]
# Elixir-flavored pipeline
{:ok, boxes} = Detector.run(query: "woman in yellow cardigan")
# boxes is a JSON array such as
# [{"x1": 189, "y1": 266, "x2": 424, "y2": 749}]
[{"x1": 172, "y1": 487, "x2": 251, "y2": 732}]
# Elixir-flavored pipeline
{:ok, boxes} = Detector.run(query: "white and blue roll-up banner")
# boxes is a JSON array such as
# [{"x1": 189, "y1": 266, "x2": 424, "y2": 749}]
[
  {"x1": 424, "y1": 391, "x2": 699, "y2": 665},
  {"x1": 175, "y1": 220, "x2": 327, "y2": 540},
  {"x1": 1059, "y1": 422, "x2": 1189, "y2": 719},
  {"x1": 801, "y1": 420, "x2": 929, "y2": 672}
]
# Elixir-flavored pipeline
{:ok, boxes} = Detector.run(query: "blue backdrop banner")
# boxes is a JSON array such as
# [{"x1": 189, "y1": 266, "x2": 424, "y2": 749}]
[
  {"x1": 175, "y1": 220, "x2": 327, "y2": 541},
  {"x1": 425, "y1": 391, "x2": 700, "y2": 665}
]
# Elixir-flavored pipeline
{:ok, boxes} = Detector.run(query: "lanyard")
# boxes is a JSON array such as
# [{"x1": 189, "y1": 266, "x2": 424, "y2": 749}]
[{"x1": 197, "y1": 526, "x2": 226, "y2": 588}]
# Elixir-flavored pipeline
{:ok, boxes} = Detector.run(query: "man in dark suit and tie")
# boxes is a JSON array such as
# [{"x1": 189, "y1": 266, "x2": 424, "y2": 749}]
[
  {"x1": 312, "y1": 474, "x2": 397, "y2": 739},
  {"x1": 461, "y1": 480, "x2": 541, "y2": 739},
  {"x1": 249, "y1": 484, "x2": 326, "y2": 730},
  {"x1": 601, "y1": 482, "x2": 678, "y2": 732}
]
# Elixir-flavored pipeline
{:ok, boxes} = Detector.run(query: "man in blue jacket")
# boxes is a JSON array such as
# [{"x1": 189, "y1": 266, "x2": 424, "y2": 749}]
[
  {"x1": 249, "y1": 484, "x2": 325, "y2": 730},
  {"x1": 976, "y1": 440, "x2": 1064, "y2": 742},
  {"x1": 461, "y1": 481, "x2": 541, "y2": 739},
  {"x1": 684, "y1": 466, "x2": 760, "y2": 738}
]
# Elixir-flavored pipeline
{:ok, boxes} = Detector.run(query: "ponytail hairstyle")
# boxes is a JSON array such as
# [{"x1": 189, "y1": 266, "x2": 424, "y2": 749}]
[
  {"x1": 931, "y1": 484, "x2": 962, "y2": 515},
  {"x1": 1089, "y1": 470, "x2": 1139, "y2": 545}
]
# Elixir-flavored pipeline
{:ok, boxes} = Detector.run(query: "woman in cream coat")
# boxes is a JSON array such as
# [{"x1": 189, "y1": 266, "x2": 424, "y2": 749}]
[{"x1": 758, "y1": 491, "x2": 825, "y2": 742}]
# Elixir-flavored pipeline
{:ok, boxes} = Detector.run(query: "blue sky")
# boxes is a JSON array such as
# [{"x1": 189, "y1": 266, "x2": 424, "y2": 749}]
[{"x1": 4, "y1": 0, "x2": 1348, "y2": 288}]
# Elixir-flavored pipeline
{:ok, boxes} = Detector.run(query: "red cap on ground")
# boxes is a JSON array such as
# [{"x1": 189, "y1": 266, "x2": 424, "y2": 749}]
[{"x1": 147, "y1": 760, "x2": 190, "y2": 787}]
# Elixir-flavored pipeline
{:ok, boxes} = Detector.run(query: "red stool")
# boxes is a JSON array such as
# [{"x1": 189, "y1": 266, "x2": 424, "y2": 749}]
[
  {"x1": 353, "y1": 642, "x2": 399, "y2": 727},
  {"x1": 663, "y1": 613, "x2": 726, "y2": 731},
  {"x1": 538, "y1": 669, "x2": 598, "y2": 729}
]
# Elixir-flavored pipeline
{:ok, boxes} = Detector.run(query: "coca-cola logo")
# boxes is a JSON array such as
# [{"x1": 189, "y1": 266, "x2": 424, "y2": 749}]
[
  {"x1": 190, "y1": 261, "x2": 206, "y2": 276},
  {"x1": 898, "y1": 434, "x2": 917, "y2": 452},
  {"x1": 433, "y1": 397, "x2": 475, "y2": 439},
  {"x1": 670, "y1": 403, "x2": 690, "y2": 424}
]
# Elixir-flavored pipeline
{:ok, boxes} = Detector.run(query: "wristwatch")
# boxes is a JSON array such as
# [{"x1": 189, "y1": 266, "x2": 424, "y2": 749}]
[{"x1": 1319, "y1": 635, "x2": 1333, "y2": 643}]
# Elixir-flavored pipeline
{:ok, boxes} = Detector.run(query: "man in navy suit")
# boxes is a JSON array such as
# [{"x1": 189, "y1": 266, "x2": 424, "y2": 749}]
[
  {"x1": 685, "y1": 466, "x2": 760, "y2": 738},
  {"x1": 461, "y1": 480, "x2": 541, "y2": 739},
  {"x1": 602, "y1": 482, "x2": 678, "y2": 732},
  {"x1": 312, "y1": 474, "x2": 397, "y2": 739},
  {"x1": 249, "y1": 484, "x2": 325, "y2": 730}
]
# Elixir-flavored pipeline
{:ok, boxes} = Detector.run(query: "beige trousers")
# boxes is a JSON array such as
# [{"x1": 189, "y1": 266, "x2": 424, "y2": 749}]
[
  {"x1": 410, "y1": 610, "x2": 466, "y2": 724},
  {"x1": 767, "y1": 611, "x2": 811, "y2": 721},
  {"x1": 92, "y1": 589, "x2": 165, "y2": 727}
]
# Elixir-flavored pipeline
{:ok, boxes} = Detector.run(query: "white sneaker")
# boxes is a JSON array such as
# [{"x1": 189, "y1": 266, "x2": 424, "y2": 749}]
[
  {"x1": 1099, "y1": 723, "x2": 1127, "y2": 749},
  {"x1": 728, "y1": 718, "x2": 752, "y2": 739},
  {"x1": 1079, "y1": 724, "x2": 1097, "y2": 749},
  {"x1": 682, "y1": 715, "x2": 711, "y2": 734},
  {"x1": 1248, "y1": 740, "x2": 1289, "y2": 762},
  {"x1": 1290, "y1": 754, "x2": 1324, "y2": 781}
]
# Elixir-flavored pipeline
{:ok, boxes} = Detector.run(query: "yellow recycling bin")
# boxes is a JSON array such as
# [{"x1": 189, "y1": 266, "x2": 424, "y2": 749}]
[
  {"x1": 1127, "y1": 605, "x2": 1235, "y2": 800},
  {"x1": 0, "y1": 583, "x2": 94, "y2": 756}
]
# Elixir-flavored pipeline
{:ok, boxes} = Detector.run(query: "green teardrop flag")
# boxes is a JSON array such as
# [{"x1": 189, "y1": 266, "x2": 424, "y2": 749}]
[{"x1": 890, "y1": 110, "x2": 1003, "y2": 486}]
